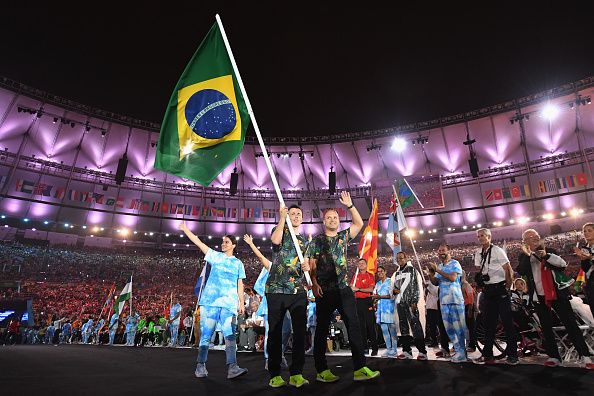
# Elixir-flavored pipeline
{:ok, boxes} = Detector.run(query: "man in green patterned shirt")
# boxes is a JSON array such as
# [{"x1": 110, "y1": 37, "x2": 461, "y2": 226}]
[
  {"x1": 309, "y1": 191, "x2": 380, "y2": 383},
  {"x1": 265, "y1": 204, "x2": 310, "y2": 388}
]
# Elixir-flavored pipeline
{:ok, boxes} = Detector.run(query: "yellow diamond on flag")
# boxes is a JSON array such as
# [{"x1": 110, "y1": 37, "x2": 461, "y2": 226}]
[{"x1": 176, "y1": 75, "x2": 243, "y2": 159}]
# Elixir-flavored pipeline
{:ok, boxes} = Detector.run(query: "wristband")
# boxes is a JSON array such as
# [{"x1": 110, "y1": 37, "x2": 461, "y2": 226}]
[{"x1": 347, "y1": 204, "x2": 354, "y2": 209}]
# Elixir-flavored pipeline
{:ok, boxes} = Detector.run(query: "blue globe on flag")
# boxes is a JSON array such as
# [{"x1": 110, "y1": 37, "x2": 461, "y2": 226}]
[{"x1": 185, "y1": 89, "x2": 237, "y2": 139}]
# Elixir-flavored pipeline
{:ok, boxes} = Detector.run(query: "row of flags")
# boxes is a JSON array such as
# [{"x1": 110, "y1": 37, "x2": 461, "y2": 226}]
[
  {"x1": 484, "y1": 173, "x2": 588, "y2": 202},
  {"x1": 12, "y1": 178, "x2": 354, "y2": 220}
]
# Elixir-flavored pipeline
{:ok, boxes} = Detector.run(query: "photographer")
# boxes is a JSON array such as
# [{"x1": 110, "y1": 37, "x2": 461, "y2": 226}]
[{"x1": 473, "y1": 228, "x2": 518, "y2": 365}]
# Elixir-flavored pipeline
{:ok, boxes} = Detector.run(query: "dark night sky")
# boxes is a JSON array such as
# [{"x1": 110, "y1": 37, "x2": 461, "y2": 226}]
[{"x1": 1, "y1": 3, "x2": 594, "y2": 138}]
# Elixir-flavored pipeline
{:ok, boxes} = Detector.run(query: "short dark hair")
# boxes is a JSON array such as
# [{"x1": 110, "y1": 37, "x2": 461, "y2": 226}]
[
  {"x1": 288, "y1": 204, "x2": 302, "y2": 213},
  {"x1": 438, "y1": 242, "x2": 450, "y2": 250},
  {"x1": 377, "y1": 265, "x2": 386, "y2": 271},
  {"x1": 396, "y1": 251, "x2": 407, "y2": 257},
  {"x1": 224, "y1": 234, "x2": 237, "y2": 246}
]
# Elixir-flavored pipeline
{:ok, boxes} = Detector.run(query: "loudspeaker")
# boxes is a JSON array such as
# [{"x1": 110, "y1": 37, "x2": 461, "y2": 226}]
[
  {"x1": 230, "y1": 172, "x2": 238, "y2": 196},
  {"x1": 115, "y1": 153, "x2": 128, "y2": 185},
  {"x1": 328, "y1": 171, "x2": 336, "y2": 194},
  {"x1": 102, "y1": 184, "x2": 108, "y2": 191},
  {"x1": 510, "y1": 176, "x2": 516, "y2": 183},
  {"x1": 468, "y1": 157, "x2": 479, "y2": 178}
]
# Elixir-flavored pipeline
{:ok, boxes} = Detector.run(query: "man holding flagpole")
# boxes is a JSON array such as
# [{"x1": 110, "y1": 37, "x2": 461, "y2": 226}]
[{"x1": 308, "y1": 191, "x2": 380, "y2": 383}]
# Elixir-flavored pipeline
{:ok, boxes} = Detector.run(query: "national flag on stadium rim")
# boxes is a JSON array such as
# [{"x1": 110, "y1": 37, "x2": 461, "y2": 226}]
[
  {"x1": 358, "y1": 199, "x2": 378, "y2": 275},
  {"x1": 114, "y1": 278, "x2": 132, "y2": 315},
  {"x1": 575, "y1": 269, "x2": 586, "y2": 293},
  {"x1": 154, "y1": 20, "x2": 250, "y2": 187},
  {"x1": 194, "y1": 262, "x2": 212, "y2": 301}
]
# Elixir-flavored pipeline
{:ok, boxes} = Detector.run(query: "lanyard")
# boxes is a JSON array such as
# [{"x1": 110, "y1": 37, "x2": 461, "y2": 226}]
[{"x1": 479, "y1": 245, "x2": 492, "y2": 274}]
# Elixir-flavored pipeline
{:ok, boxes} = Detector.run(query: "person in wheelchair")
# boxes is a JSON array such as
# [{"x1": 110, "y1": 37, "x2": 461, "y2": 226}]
[
  {"x1": 518, "y1": 229, "x2": 594, "y2": 369},
  {"x1": 328, "y1": 312, "x2": 349, "y2": 350}
]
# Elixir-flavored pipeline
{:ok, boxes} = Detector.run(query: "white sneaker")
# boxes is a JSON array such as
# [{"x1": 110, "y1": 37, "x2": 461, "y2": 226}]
[
  {"x1": 195, "y1": 363, "x2": 208, "y2": 378},
  {"x1": 581, "y1": 356, "x2": 594, "y2": 370},
  {"x1": 397, "y1": 352, "x2": 413, "y2": 360}
]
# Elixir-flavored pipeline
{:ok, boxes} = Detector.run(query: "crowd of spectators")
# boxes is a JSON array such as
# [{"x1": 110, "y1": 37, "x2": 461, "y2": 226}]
[{"x1": 0, "y1": 230, "x2": 586, "y2": 345}]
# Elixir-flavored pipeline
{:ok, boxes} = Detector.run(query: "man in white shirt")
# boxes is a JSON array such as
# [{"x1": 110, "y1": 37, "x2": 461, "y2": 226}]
[{"x1": 473, "y1": 228, "x2": 518, "y2": 365}]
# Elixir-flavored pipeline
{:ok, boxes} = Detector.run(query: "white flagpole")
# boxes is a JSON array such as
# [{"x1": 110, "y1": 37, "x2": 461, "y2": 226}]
[
  {"x1": 215, "y1": 14, "x2": 311, "y2": 286},
  {"x1": 402, "y1": 178, "x2": 424, "y2": 209},
  {"x1": 129, "y1": 273, "x2": 133, "y2": 316},
  {"x1": 392, "y1": 184, "x2": 425, "y2": 282}
]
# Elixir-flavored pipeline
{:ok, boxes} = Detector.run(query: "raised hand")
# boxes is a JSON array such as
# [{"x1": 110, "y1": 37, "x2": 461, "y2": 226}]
[
  {"x1": 179, "y1": 220, "x2": 187, "y2": 232},
  {"x1": 243, "y1": 234, "x2": 254, "y2": 246},
  {"x1": 279, "y1": 206, "x2": 289, "y2": 218},
  {"x1": 339, "y1": 191, "x2": 352, "y2": 207}
]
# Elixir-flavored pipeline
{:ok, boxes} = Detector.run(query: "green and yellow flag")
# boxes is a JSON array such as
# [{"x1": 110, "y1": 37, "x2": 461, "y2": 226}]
[{"x1": 154, "y1": 21, "x2": 249, "y2": 186}]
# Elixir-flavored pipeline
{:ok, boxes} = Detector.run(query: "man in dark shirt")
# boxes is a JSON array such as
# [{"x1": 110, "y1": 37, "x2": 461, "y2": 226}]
[
  {"x1": 266, "y1": 204, "x2": 310, "y2": 388},
  {"x1": 309, "y1": 191, "x2": 380, "y2": 383}
]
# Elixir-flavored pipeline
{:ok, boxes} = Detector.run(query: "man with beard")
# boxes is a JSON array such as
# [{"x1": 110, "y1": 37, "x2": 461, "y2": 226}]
[{"x1": 308, "y1": 191, "x2": 380, "y2": 383}]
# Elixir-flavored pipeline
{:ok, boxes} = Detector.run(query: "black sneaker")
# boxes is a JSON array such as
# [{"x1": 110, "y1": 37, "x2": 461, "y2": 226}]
[{"x1": 506, "y1": 356, "x2": 519, "y2": 366}]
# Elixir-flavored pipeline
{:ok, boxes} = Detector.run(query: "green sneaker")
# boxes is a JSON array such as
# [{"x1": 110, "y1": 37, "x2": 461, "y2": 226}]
[
  {"x1": 353, "y1": 366, "x2": 380, "y2": 381},
  {"x1": 316, "y1": 369, "x2": 339, "y2": 383},
  {"x1": 269, "y1": 376, "x2": 287, "y2": 388},
  {"x1": 289, "y1": 374, "x2": 310, "y2": 388}
]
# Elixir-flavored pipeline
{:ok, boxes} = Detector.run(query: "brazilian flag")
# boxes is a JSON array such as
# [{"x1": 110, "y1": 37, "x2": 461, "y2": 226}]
[{"x1": 154, "y1": 21, "x2": 249, "y2": 186}]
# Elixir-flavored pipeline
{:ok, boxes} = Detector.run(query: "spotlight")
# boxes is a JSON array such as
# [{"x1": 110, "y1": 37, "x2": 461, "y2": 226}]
[
  {"x1": 64, "y1": 223, "x2": 69, "y2": 227},
  {"x1": 36, "y1": 111, "x2": 43, "y2": 118},
  {"x1": 82, "y1": 225, "x2": 87, "y2": 229},
  {"x1": 93, "y1": 226, "x2": 99, "y2": 232},
  {"x1": 391, "y1": 137, "x2": 407, "y2": 152},
  {"x1": 85, "y1": 125, "x2": 91, "y2": 132},
  {"x1": 101, "y1": 130, "x2": 106, "y2": 137},
  {"x1": 542, "y1": 104, "x2": 559, "y2": 121},
  {"x1": 70, "y1": 122, "x2": 75, "y2": 128},
  {"x1": 53, "y1": 117, "x2": 58, "y2": 123},
  {"x1": 44, "y1": 220, "x2": 49, "y2": 225},
  {"x1": 23, "y1": 218, "x2": 29, "y2": 222}
]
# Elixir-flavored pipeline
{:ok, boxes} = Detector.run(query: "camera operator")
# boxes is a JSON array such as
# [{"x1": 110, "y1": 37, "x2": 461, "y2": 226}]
[{"x1": 473, "y1": 228, "x2": 518, "y2": 365}]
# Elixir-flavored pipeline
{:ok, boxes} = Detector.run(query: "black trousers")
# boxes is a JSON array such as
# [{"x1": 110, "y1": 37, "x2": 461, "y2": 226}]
[
  {"x1": 266, "y1": 293, "x2": 307, "y2": 377},
  {"x1": 356, "y1": 297, "x2": 378, "y2": 353},
  {"x1": 465, "y1": 305, "x2": 477, "y2": 348},
  {"x1": 397, "y1": 303, "x2": 427, "y2": 354},
  {"x1": 426, "y1": 309, "x2": 440, "y2": 346},
  {"x1": 437, "y1": 302, "x2": 450, "y2": 350},
  {"x1": 534, "y1": 295, "x2": 591, "y2": 359},
  {"x1": 482, "y1": 283, "x2": 518, "y2": 358},
  {"x1": 314, "y1": 287, "x2": 366, "y2": 372},
  {"x1": 585, "y1": 276, "x2": 594, "y2": 319}
]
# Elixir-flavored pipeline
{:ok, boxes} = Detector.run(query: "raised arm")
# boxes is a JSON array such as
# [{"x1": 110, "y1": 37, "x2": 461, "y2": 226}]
[
  {"x1": 179, "y1": 220, "x2": 209, "y2": 255},
  {"x1": 271, "y1": 206, "x2": 288, "y2": 245},
  {"x1": 243, "y1": 234, "x2": 271, "y2": 270},
  {"x1": 340, "y1": 191, "x2": 364, "y2": 239}
]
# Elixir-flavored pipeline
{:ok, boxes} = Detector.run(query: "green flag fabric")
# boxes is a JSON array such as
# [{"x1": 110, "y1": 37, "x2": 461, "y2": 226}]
[
  {"x1": 395, "y1": 179, "x2": 416, "y2": 209},
  {"x1": 154, "y1": 21, "x2": 249, "y2": 186}
]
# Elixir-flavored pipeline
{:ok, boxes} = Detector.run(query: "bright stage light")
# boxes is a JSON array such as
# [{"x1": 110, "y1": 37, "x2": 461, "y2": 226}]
[
  {"x1": 120, "y1": 228, "x2": 129, "y2": 236},
  {"x1": 165, "y1": 233, "x2": 170, "y2": 237},
  {"x1": 542, "y1": 104, "x2": 559, "y2": 121},
  {"x1": 391, "y1": 137, "x2": 407, "y2": 152},
  {"x1": 93, "y1": 226, "x2": 99, "y2": 232},
  {"x1": 462, "y1": 225, "x2": 467, "y2": 230},
  {"x1": 404, "y1": 229, "x2": 415, "y2": 238},
  {"x1": 419, "y1": 230, "x2": 424, "y2": 234},
  {"x1": 570, "y1": 208, "x2": 581, "y2": 217},
  {"x1": 542, "y1": 213, "x2": 553, "y2": 220}
]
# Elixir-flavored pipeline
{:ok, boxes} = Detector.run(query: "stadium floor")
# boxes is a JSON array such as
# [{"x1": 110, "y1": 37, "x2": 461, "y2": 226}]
[{"x1": 1, "y1": 344, "x2": 593, "y2": 396}]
